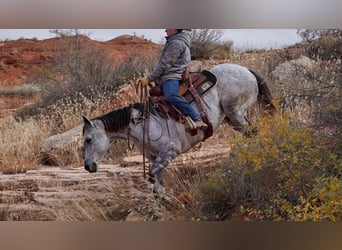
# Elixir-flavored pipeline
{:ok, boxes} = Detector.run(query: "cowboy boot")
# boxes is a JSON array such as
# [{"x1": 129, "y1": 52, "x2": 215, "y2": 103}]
[{"x1": 194, "y1": 120, "x2": 208, "y2": 130}]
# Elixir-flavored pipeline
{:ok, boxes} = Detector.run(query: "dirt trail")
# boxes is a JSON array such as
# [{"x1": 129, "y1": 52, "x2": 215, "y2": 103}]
[
  {"x1": 0, "y1": 142, "x2": 230, "y2": 220},
  {"x1": 0, "y1": 163, "x2": 153, "y2": 220}
]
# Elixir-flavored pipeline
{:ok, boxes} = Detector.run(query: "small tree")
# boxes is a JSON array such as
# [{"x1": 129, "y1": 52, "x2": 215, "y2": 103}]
[{"x1": 189, "y1": 29, "x2": 229, "y2": 59}]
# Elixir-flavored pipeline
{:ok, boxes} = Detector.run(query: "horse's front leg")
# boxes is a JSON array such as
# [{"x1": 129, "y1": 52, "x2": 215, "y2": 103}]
[{"x1": 148, "y1": 141, "x2": 181, "y2": 195}]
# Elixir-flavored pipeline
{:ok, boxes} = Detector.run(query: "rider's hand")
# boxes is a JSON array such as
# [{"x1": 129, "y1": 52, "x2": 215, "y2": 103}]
[{"x1": 139, "y1": 77, "x2": 150, "y2": 87}]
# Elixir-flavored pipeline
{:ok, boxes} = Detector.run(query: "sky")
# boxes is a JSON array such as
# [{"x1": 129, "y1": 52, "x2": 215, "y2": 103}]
[{"x1": 0, "y1": 29, "x2": 302, "y2": 50}]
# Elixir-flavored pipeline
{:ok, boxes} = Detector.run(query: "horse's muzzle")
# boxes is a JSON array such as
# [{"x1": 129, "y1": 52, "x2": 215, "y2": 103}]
[{"x1": 84, "y1": 159, "x2": 98, "y2": 173}]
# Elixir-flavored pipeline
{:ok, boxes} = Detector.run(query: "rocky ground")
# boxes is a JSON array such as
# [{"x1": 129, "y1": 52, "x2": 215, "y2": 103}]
[{"x1": 0, "y1": 137, "x2": 230, "y2": 221}]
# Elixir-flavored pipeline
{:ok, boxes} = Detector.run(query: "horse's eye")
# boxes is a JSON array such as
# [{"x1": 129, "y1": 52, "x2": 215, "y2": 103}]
[{"x1": 85, "y1": 138, "x2": 92, "y2": 144}]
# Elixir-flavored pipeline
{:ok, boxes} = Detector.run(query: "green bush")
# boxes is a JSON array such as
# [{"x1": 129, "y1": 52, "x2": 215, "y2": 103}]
[
  {"x1": 193, "y1": 175, "x2": 230, "y2": 220},
  {"x1": 186, "y1": 115, "x2": 341, "y2": 221},
  {"x1": 270, "y1": 176, "x2": 342, "y2": 221}
]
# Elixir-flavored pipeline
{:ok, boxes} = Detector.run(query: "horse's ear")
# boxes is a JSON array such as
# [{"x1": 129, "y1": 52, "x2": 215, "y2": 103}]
[{"x1": 82, "y1": 116, "x2": 93, "y2": 127}]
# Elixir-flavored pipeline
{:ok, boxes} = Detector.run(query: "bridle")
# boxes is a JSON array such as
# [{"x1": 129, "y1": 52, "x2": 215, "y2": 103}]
[{"x1": 131, "y1": 81, "x2": 151, "y2": 179}]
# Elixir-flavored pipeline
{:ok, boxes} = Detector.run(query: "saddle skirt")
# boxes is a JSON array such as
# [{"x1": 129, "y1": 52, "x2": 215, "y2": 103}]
[{"x1": 149, "y1": 70, "x2": 217, "y2": 140}]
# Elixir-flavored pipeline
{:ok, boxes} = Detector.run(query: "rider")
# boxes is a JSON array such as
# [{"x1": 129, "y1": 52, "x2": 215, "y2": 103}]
[{"x1": 139, "y1": 29, "x2": 208, "y2": 130}]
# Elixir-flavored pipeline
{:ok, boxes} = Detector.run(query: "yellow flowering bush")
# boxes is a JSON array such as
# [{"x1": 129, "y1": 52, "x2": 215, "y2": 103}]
[{"x1": 194, "y1": 114, "x2": 342, "y2": 221}]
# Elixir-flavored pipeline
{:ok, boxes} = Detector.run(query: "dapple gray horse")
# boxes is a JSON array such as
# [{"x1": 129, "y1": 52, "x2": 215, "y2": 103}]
[{"x1": 82, "y1": 64, "x2": 276, "y2": 195}]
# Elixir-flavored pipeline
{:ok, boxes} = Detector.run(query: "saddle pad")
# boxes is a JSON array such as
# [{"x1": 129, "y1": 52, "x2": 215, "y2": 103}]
[{"x1": 182, "y1": 70, "x2": 217, "y2": 103}]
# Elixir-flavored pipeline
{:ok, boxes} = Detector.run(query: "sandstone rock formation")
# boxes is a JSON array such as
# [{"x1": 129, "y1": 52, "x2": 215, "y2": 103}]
[{"x1": 271, "y1": 55, "x2": 318, "y2": 83}]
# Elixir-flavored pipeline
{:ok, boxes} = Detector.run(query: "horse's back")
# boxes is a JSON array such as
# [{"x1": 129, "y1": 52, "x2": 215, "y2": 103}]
[
  {"x1": 210, "y1": 64, "x2": 258, "y2": 110},
  {"x1": 207, "y1": 64, "x2": 259, "y2": 135}
]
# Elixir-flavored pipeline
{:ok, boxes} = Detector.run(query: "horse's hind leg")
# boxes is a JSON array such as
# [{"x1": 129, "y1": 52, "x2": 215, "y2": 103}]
[{"x1": 224, "y1": 108, "x2": 251, "y2": 136}]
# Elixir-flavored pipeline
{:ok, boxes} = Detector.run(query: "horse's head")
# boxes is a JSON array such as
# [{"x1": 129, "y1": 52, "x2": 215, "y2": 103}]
[{"x1": 82, "y1": 116, "x2": 110, "y2": 173}]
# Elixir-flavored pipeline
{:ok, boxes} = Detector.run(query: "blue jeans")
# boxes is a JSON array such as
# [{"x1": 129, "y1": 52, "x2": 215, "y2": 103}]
[{"x1": 161, "y1": 79, "x2": 201, "y2": 121}]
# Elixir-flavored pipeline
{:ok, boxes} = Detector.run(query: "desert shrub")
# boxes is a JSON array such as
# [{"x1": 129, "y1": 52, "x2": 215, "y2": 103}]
[
  {"x1": 189, "y1": 29, "x2": 233, "y2": 60},
  {"x1": 304, "y1": 35, "x2": 342, "y2": 61},
  {"x1": 227, "y1": 117, "x2": 320, "y2": 199},
  {"x1": 16, "y1": 45, "x2": 156, "y2": 133},
  {"x1": 184, "y1": 115, "x2": 341, "y2": 221},
  {"x1": 269, "y1": 176, "x2": 342, "y2": 221},
  {"x1": 274, "y1": 34, "x2": 342, "y2": 139},
  {"x1": 228, "y1": 116, "x2": 341, "y2": 220},
  {"x1": 211, "y1": 40, "x2": 234, "y2": 60},
  {"x1": 277, "y1": 56, "x2": 342, "y2": 139},
  {"x1": 191, "y1": 175, "x2": 231, "y2": 220}
]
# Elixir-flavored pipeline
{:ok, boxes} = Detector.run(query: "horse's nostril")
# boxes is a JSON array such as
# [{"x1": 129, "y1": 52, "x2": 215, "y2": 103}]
[
  {"x1": 91, "y1": 162, "x2": 98, "y2": 172},
  {"x1": 84, "y1": 159, "x2": 98, "y2": 173}
]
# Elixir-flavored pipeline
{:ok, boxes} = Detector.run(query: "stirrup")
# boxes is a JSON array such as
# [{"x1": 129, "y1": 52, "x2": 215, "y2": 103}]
[
  {"x1": 184, "y1": 116, "x2": 198, "y2": 136},
  {"x1": 185, "y1": 116, "x2": 197, "y2": 130}
]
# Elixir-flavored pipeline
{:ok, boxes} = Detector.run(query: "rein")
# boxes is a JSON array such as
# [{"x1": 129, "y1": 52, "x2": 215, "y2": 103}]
[{"x1": 137, "y1": 80, "x2": 150, "y2": 179}]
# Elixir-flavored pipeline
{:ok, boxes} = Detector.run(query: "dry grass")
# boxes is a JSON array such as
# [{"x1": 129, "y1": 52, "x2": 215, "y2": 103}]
[
  {"x1": 0, "y1": 182, "x2": 150, "y2": 221},
  {"x1": 0, "y1": 116, "x2": 50, "y2": 174},
  {"x1": 45, "y1": 188, "x2": 130, "y2": 221}
]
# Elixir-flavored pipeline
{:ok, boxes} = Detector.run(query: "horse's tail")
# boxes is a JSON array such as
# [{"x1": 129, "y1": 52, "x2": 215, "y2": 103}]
[{"x1": 249, "y1": 69, "x2": 277, "y2": 116}]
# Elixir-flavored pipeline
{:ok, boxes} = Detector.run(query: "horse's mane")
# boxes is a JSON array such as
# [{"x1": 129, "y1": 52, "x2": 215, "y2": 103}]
[{"x1": 95, "y1": 103, "x2": 144, "y2": 133}]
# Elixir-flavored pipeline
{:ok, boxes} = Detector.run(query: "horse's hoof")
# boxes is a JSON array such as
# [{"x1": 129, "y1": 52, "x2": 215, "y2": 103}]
[{"x1": 148, "y1": 175, "x2": 155, "y2": 184}]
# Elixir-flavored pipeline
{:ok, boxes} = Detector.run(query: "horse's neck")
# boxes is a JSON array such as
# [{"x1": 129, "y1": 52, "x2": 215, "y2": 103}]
[
  {"x1": 108, "y1": 127, "x2": 130, "y2": 141},
  {"x1": 92, "y1": 119, "x2": 130, "y2": 141}
]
